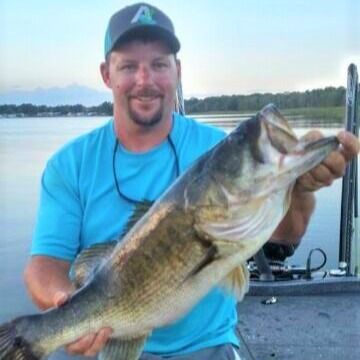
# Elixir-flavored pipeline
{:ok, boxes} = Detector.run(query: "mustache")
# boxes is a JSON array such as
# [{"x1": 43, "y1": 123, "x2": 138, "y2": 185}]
[{"x1": 130, "y1": 88, "x2": 162, "y2": 98}]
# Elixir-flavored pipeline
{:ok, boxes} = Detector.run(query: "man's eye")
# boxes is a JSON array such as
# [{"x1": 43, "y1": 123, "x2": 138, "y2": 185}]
[
  {"x1": 154, "y1": 62, "x2": 168, "y2": 69},
  {"x1": 120, "y1": 64, "x2": 136, "y2": 71}
]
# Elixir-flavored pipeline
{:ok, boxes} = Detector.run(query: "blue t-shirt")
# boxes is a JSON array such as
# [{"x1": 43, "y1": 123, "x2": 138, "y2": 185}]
[{"x1": 32, "y1": 112, "x2": 239, "y2": 356}]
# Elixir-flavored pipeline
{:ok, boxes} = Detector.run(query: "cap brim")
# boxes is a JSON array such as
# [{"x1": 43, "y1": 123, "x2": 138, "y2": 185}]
[{"x1": 111, "y1": 25, "x2": 180, "y2": 54}]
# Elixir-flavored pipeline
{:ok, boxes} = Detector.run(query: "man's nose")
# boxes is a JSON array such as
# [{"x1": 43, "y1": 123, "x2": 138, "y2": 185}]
[{"x1": 135, "y1": 65, "x2": 152, "y2": 86}]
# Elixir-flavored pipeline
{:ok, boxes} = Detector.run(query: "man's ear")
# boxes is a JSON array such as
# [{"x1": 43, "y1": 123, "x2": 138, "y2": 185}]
[{"x1": 100, "y1": 62, "x2": 111, "y2": 88}]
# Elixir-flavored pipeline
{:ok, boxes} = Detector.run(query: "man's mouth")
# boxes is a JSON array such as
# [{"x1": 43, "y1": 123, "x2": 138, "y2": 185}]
[{"x1": 133, "y1": 95, "x2": 159, "y2": 103}]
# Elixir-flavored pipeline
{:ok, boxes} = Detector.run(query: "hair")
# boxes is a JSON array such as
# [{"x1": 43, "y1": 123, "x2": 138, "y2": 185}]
[{"x1": 105, "y1": 30, "x2": 177, "y2": 64}]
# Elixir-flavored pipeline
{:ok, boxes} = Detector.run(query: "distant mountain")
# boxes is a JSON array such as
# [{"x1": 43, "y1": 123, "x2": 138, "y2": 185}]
[{"x1": 0, "y1": 85, "x2": 112, "y2": 106}]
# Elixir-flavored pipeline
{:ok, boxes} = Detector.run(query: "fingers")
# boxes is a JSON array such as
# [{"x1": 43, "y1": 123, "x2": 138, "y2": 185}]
[
  {"x1": 66, "y1": 327, "x2": 113, "y2": 357},
  {"x1": 323, "y1": 131, "x2": 359, "y2": 179},
  {"x1": 305, "y1": 164, "x2": 334, "y2": 186},
  {"x1": 66, "y1": 333, "x2": 97, "y2": 355},
  {"x1": 319, "y1": 150, "x2": 346, "y2": 178},
  {"x1": 296, "y1": 130, "x2": 359, "y2": 193},
  {"x1": 337, "y1": 131, "x2": 360, "y2": 161},
  {"x1": 53, "y1": 291, "x2": 70, "y2": 308},
  {"x1": 83, "y1": 328, "x2": 112, "y2": 357},
  {"x1": 296, "y1": 171, "x2": 326, "y2": 192},
  {"x1": 300, "y1": 129, "x2": 323, "y2": 142}
]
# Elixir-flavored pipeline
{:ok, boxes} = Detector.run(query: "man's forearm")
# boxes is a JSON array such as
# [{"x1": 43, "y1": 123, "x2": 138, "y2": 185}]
[
  {"x1": 24, "y1": 256, "x2": 73, "y2": 310},
  {"x1": 270, "y1": 188, "x2": 316, "y2": 246}
]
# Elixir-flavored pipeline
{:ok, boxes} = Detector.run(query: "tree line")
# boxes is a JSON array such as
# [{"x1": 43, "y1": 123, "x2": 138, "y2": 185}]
[
  {"x1": 185, "y1": 86, "x2": 345, "y2": 113},
  {"x1": 0, "y1": 87, "x2": 345, "y2": 116},
  {"x1": 0, "y1": 102, "x2": 113, "y2": 117}
]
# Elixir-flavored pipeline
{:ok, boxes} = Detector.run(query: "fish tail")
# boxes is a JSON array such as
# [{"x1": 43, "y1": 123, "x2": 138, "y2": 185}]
[{"x1": 0, "y1": 320, "x2": 41, "y2": 360}]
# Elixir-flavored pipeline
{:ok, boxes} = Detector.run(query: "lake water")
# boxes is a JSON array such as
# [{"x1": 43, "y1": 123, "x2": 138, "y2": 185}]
[{"x1": 0, "y1": 115, "x2": 357, "y2": 358}]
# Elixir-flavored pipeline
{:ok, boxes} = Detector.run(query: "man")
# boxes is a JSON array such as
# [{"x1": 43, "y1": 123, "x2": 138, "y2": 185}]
[{"x1": 24, "y1": 2, "x2": 359, "y2": 360}]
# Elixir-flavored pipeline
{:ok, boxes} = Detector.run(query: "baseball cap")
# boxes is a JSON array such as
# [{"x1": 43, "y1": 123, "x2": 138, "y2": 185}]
[{"x1": 104, "y1": 3, "x2": 181, "y2": 58}]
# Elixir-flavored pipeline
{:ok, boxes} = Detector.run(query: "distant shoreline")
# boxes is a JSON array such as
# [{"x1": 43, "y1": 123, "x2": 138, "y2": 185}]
[
  {"x1": 0, "y1": 87, "x2": 346, "y2": 123},
  {"x1": 0, "y1": 106, "x2": 345, "y2": 127}
]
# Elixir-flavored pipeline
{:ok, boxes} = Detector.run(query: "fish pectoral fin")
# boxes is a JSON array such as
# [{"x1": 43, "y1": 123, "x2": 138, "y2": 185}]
[
  {"x1": 69, "y1": 241, "x2": 118, "y2": 288},
  {"x1": 195, "y1": 224, "x2": 240, "y2": 257},
  {"x1": 99, "y1": 335, "x2": 148, "y2": 360},
  {"x1": 219, "y1": 263, "x2": 250, "y2": 301}
]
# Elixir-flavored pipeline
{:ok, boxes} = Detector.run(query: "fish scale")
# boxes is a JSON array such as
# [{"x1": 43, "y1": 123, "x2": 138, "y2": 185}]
[{"x1": 109, "y1": 206, "x2": 212, "y2": 318}]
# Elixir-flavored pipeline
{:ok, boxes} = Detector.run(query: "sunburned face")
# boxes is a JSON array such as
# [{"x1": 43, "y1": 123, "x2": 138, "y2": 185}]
[{"x1": 101, "y1": 40, "x2": 180, "y2": 129}]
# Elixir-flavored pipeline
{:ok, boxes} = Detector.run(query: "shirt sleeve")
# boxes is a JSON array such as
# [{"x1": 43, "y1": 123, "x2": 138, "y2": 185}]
[{"x1": 31, "y1": 159, "x2": 82, "y2": 261}]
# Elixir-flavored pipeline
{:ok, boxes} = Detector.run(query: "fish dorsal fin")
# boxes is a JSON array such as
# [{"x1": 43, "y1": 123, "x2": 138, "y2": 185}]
[
  {"x1": 99, "y1": 335, "x2": 148, "y2": 360},
  {"x1": 119, "y1": 200, "x2": 154, "y2": 239},
  {"x1": 220, "y1": 263, "x2": 250, "y2": 301},
  {"x1": 69, "y1": 241, "x2": 117, "y2": 288}
]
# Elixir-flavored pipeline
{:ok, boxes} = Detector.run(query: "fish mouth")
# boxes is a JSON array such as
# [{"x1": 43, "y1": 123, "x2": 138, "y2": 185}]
[
  {"x1": 301, "y1": 136, "x2": 340, "y2": 153},
  {"x1": 260, "y1": 104, "x2": 299, "y2": 154},
  {"x1": 250, "y1": 135, "x2": 339, "y2": 199},
  {"x1": 278, "y1": 135, "x2": 339, "y2": 182},
  {"x1": 252, "y1": 104, "x2": 340, "y2": 194},
  {"x1": 259, "y1": 104, "x2": 339, "y2": 175}
]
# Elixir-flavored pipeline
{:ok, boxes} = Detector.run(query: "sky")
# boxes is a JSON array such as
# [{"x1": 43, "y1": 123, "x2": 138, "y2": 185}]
[{"x1": 1, "y1": 0, "x2": 359, "y2": 98}]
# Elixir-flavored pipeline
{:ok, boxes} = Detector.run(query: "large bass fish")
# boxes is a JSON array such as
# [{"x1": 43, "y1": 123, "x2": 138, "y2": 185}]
[{"x1": 0, "y1": 105, "x2": 338, "y2": 360}]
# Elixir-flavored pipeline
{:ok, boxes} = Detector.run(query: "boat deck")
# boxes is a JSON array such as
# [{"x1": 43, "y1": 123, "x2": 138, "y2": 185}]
[{"x1": 237, "y1": 280, "x2": 360, "y2": 360}]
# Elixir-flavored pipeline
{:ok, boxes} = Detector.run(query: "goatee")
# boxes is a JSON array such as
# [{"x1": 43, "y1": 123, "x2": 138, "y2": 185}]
[{"x1": 129, "y1": 108, "x2": 163, "y2": 128}]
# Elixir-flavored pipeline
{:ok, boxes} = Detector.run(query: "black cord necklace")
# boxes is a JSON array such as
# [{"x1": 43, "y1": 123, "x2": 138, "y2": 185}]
[{"x1": 112, "y1": 134, "x2": 180, "y2": 204}]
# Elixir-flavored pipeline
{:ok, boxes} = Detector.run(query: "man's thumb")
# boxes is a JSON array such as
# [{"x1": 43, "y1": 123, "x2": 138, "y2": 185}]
[{"x1": 53, "y1": 291, "x2": 70, "y2": 308}]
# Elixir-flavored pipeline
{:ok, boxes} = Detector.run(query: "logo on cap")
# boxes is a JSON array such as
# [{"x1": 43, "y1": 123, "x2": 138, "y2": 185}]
[{"x1": 131, "y1": 5, "x2": 156, "y2": 25}]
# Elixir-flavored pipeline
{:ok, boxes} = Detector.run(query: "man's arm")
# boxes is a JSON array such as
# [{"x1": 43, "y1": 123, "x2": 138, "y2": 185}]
[
  {"x1": 24, "y1": 256, "x2": 112, "y2": 357},
  {"x1": 24, "y1": 256, "x2": 73, "y2": 310},
  {"x1": 270, "y1": 189, "x2": 315, "y2": 247},
  {"x1": 270, "y1": 130, "x2": 360, "y2": 247}
]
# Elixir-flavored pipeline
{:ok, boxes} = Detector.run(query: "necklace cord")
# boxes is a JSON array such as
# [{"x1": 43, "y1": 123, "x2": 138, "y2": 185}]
[
  {"x1": 112, "y1": 134, "x2": 179, "y2": 204},
  {"x1": 167, "y1": 134, "x2": 180, "y2": 177}
]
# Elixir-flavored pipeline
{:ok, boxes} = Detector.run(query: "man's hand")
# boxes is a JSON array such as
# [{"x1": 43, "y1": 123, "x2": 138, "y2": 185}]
[
  {"x1": 25, "y1": 256, "x2": 113, "y2": 357},
  {"x1": 271, "y1": 130, "x2": 359, "y2": 246},
  {"x1": 53, "y1": 291, "x2": 113, "y2": 357},
  {"x1": 295, "y1": 130, "x2": 359, "y2": 193}
]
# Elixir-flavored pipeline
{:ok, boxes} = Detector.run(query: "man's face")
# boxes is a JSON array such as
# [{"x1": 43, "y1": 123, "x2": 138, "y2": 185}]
[{"x1": 101, "y1": 40, "x2": 180, "y2": 128}]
